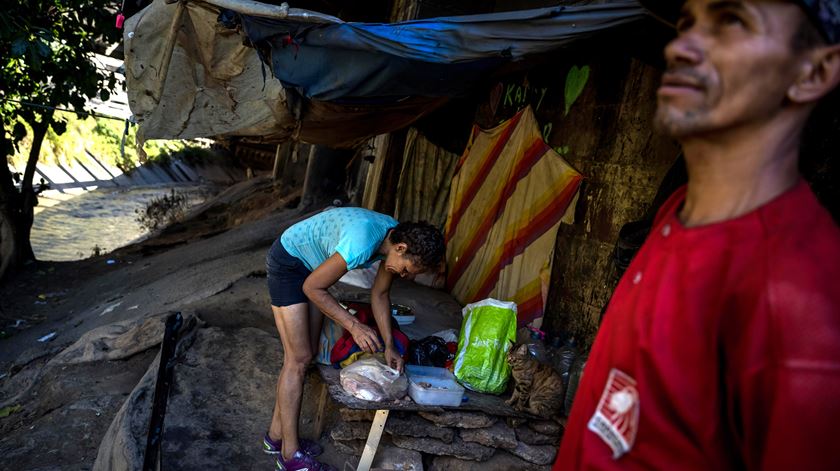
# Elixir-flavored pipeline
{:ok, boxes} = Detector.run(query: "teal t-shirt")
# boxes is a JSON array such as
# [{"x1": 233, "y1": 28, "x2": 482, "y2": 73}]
[{"x1": 280, "y1": 207, "x2": 398, "y2": 272}]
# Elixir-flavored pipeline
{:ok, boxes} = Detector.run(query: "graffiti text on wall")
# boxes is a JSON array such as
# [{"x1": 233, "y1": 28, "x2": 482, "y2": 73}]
[{"x1": 503, "y1": 83, "x2": 549, "y2": 112}]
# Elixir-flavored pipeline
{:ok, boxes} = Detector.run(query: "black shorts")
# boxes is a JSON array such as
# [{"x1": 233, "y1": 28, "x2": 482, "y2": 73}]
[{"x1": 266, "y1": 237, "x2": 312, "y2": 307}]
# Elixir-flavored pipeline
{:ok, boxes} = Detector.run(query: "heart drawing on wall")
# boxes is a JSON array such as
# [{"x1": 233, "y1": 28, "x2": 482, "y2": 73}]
[{"x1": 564, "y1": 65, "x2": 590, "y2": 117}]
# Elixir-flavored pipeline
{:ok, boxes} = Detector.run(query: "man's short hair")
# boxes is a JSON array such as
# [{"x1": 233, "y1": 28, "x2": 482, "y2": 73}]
[{"x1": 642, "y1": 0, "x2": 840, "y2": 45}]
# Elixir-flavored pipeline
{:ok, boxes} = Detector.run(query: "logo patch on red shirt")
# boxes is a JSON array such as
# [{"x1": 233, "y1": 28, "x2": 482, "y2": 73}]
[{"x1": 587, "y1": 368, "x2": 639, "y2": 459}]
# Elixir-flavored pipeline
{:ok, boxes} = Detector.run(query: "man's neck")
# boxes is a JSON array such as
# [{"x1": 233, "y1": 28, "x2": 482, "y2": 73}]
[{"x1": 679, "y1": 119, "x2": 802, "y2": 227}]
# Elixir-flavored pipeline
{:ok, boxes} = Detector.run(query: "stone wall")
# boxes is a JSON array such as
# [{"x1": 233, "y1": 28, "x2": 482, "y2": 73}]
[{"x1": 331, "y1": 408, "x2": 562, "y2": 469}]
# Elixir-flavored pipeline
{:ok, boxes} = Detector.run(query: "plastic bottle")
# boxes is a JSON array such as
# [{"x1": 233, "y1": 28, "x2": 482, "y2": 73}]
[
  {"x1": 555, "y1": 337, "x2": 577, "y2": 389},
  {"x1": 527, "y1": 329, "x2": 549, "y2": 363}
]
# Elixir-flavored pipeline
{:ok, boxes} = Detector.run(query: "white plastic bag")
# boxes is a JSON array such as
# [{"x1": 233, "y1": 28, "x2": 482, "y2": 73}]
[
  {"x1": 431, "y1": 328, "x2": 458, "y2": 343},
  {"x1": 339, "y1": 357, "x2": 408, "y2": 402}
]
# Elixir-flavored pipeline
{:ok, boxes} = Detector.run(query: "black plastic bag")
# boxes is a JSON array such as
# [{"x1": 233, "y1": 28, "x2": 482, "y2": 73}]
[{"x1": 408, "y1": 336, "x2": 450, "y2": 367}]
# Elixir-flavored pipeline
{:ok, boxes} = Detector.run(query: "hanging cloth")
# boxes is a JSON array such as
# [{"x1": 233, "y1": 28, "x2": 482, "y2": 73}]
[
  {"x1": 445, "y1": 106, "x2": 583, "y2": 325},
  {"x1": 394, "y1": 128, "x2": 460, "y2": 229}
]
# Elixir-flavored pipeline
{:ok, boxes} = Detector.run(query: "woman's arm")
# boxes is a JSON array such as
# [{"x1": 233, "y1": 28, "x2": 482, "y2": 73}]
[
  {"x1": 371, "y1": 262, "x2": 404, "y2": 371},
  {"x1": 303, "y1": 253, "x2": 382, "y2": 353}
]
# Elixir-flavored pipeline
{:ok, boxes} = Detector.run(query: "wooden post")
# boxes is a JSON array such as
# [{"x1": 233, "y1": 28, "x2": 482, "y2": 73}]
[
  {"x1": 271, "y1": 143, "x2": 283, "y2": 181},
  {"x1": 312, "y1": 380, "x2": 330, "y2": 439},
  {"x1": 298, "y1": 145, "x2": 353, "y2": 211},
  {"x1": 373, "y1": 128, "x2": 407, "y2": 216}
]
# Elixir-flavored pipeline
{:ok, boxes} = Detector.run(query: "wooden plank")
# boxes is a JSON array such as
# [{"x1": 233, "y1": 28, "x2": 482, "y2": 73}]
[
  {"x1": 317, "y1": 365, "x2": 538, "y2": 419},
  {"x1": 356, "y1": 409, "x2": 389, "y2": 471}
]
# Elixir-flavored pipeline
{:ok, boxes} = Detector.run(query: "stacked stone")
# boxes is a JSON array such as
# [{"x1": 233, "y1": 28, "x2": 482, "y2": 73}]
[{"x1": 331, "y1": 409, "x2": 562, "y2": 470}]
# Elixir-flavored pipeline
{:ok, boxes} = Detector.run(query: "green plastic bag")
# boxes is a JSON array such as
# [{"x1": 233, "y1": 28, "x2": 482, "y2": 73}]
[{"x1": 453, "y1": 299, "x2": 517, "y2": 394}]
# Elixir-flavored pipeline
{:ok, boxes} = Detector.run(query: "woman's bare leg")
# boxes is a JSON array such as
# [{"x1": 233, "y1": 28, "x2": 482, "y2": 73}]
[
  {"x1": 308, "y1": 301, "x2": 324, "y2": 356},
  {"x1": 268, "y1": 302, "x2": 312, "y2": 460}
]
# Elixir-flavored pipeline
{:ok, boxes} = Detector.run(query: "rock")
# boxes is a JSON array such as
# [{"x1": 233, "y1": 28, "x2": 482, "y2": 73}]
[
  {"x1": 331, "y1": 421, "x2": 371, "y2": 441},
  {"x1": 386, "y1": 415, "x2": 455, "y2": 443},
  {"x1": 333, "y1": 413, "x2": 455, "y2": 443},
  {"x1": 333, "y1": 439, "x2": 366, "y2": 456},
  {"x1": 53, "y1": 312, "x2": 201, "y2": 365},
  {"x1": 508, "y1": 441, "x2": 557, "y2": 465},
  {"x1": 372, "y1": 444, "x2": 424, "y2": 471},
  {"x1": 340, "y1": 408, "x2": 376, "y2": 422},
  {"x1": 391, "y1": 435, "x2": 495, "y2": 461},
  {"x1": 418, "y1": 411, "x2": 497, "y2": 429},
  {"x1": 459, "y1": 421, "x2": 517, "y2": 450},
  {"x1": 429, "y1": 452, "x2": 552, "y2": 471},
  {"x1": 92, "y1": 350, "x2": 159, "y2": 471},
  {"x1": 95, "y1": 326, "x2": 280, "y2": 470},
  {"x1": 527, "y1": 419, "x2": 563, "y2": 437},
  {"x1": 515, "y1": 425, "x2": 560, "y2": 446}
]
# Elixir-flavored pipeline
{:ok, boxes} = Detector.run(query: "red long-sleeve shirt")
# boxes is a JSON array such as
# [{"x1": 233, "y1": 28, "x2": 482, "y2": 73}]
[{"x1": 555, "y1": 180, "x2": 840, "y2": 470}]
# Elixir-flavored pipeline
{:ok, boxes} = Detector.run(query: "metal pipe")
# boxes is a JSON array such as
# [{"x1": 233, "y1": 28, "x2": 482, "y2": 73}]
[{"x1": 194, "y1": 0, "x2": 343, "y2": 23}]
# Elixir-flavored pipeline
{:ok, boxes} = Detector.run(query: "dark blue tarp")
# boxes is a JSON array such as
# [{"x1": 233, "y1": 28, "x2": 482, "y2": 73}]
[{"x1": 241, "y1": 1, "x2": 646, "y2": 102}]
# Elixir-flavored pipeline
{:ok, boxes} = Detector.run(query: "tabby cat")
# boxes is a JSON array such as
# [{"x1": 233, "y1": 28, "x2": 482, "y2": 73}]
[{"x1": 506, "y1": 343, "x2": 565, "y2": 418}]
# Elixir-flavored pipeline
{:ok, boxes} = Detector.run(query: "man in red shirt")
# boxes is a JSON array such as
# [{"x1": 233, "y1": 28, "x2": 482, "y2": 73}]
[{"x1": 555, "y1": 1, "x2": 840, "y2": 469}]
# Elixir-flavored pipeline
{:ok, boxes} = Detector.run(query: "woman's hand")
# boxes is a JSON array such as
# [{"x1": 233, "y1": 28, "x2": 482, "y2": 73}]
[
  {"x1": 385, "y1": 345, "x2": 404, "y2": 373},
  {"x1": 349, "y1": 320, "x2": 383, "y2": 354}
]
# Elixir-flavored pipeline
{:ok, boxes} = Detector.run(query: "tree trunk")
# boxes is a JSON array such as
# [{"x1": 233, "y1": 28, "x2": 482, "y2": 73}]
[
  {"x1": 16, "y1": 110, "x2": 54, "y2": 262},
  {"x1": 0, "y1": 206, "x2": 14, "y2": 281},
  {"x1": 0, "y1": 120, "x2": 21, "y2": 280}
]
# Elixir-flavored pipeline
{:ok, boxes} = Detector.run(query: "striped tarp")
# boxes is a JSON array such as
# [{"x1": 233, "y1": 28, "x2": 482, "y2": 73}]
[{"x1": 445, "y1": 106, "x2": 583, "y2": 325}]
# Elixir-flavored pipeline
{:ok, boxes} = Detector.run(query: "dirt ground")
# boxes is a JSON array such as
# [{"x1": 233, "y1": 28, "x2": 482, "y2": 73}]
[{"x1": 0, "y1": 177, "x2": 359, "y2": 470}]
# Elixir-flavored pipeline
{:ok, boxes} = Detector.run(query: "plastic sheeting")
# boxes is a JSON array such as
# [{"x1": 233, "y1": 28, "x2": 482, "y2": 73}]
[
  {"x1": 125, "y1": 0, "x2": 647, "y2": 147},
  {"x1": 241, "y1": 1, "x2": 646, "y2": 101},
  {"x1": 124, "y1": 0, "x2": 445, "y2": 147}
]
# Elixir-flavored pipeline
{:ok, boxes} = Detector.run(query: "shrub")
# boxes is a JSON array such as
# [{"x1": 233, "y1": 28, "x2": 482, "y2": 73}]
[{"x1": 135, "y1": 189, "x2": 189, "y2": 232}]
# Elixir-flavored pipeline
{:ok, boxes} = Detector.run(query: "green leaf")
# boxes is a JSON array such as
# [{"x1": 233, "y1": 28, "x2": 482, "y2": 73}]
[
  {"x1": 99, "y1": 89, "x2": 110, "y2": 101},
  {"x1": 564, "y1": 65, "x2": 591, "y2": 117},
  {"x1": 0, "y1": 405, "x2": 21, "y2": 418}
]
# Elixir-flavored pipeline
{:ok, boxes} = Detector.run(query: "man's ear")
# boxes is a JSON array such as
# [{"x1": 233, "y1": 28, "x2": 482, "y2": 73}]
[
  {"x1": 395, "y1": 242, "x2": 408, "y2": 255},
  {"x1": 789, "y1": 44, "x2": 840, "y2": 103}
]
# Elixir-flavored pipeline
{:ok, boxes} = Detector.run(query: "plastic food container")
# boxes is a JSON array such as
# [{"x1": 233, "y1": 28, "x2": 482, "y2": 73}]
[
  {"x1": 406, "y1": 365, "x2": 465, "y2": 407},
  {"x1": 391, "y1": 304, "x2": 415, "y2": 325}
]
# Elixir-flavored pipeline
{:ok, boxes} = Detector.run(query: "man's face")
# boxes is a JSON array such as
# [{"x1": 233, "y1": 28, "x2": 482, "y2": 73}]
[{"x1": 655, "y1": 0, "x2": 809, "y2": 138}]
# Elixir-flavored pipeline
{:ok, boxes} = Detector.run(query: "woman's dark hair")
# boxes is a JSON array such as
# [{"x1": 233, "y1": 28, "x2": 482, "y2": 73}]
[
  {"x1": 388, "y1": 221, "x2": 445, "y2": 270},
  {"x1": 792, "y1": 15, "x2": 826, "y2": 51}
]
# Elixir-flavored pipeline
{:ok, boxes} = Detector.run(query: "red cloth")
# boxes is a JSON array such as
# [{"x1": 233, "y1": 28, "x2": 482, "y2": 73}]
[
  {"x1": 555, "y1": 180, "x2": 840, "y2": 471},
  {"x1": 329, "y1": 302, "x2": 409, "y2": 367}
]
